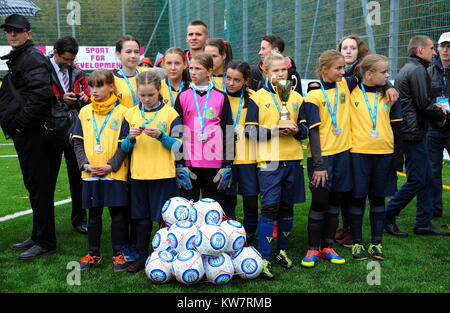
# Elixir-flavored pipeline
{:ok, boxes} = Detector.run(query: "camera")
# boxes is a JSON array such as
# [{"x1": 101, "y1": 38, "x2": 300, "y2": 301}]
[{"x1": 74, "y1": 93, "x2": 81, "y2": 99}]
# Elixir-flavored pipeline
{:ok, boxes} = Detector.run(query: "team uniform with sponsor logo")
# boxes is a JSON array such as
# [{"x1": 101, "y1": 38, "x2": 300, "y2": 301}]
[
  {"x1": 112, "y1": 67, "x2": 148, "y2": 108},
  {"x1": 245, "y1": 83, "x2": 314, "y2": 265},
  {"x1": 348, "y1": 83, "x2": 402, "y2": 260},
  {"x1": 174, "y1": 84, "x2": 234, "y2": 210},
  {"x1": 72, "y1": 94, "x2": 129, "y2": 269},
  {"x1": 160, "y1": 77, "x2": 190, "y2": 108}
]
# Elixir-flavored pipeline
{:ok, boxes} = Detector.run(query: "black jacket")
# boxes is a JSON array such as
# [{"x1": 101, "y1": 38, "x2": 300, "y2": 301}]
[
  {"x1": 0, "y1": 40, "x2": 54, "y2": 136},
  {"x1": 250, "y1": 56, "x2": 303, "y2": 95},
  {"x1": 394, "y1": 55, "x2": 446, "y2": 141},
  {"x1": 427, "y1": 53, "x2": 450, "y2": 130}
]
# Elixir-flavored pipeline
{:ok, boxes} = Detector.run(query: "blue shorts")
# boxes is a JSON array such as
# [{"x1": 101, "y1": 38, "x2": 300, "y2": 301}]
[
  {"x1": 82, "y1": 179, "x2": 128, "y2": 209},
  {"x1": 130, "y1": 178, "x2": 179, "y2": 221},
  {"x1": 307, "y1": 150, "x2": 352, "y2": 193},
  {"x1": 351, "y1": 153, "x2": 397, "y2": 198},
  {"x1": 226, "y1": 164, "x2": 259, "y2": 196},
  {"x1": 258, "y1": 160, "x2": 306, "y2": 207}
]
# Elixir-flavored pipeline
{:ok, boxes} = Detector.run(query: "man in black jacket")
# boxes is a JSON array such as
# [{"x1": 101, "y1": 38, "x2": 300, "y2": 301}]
[
  {"x1": 250, "y1": 35, "x2": 303, "y2": 95},
  {"x1": 384, "y1": 35, "x2": 450, "y2": 237},
  {"x1": 426, "y1": 32, "x2": 450, "y2": 219},
  {"x1": 0, "y1": 15, "x2": 60, "y2": 259}
]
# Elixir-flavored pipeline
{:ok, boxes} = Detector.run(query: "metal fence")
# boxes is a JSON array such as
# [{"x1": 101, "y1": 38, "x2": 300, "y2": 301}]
[{"x1": 0, "y1": 0, "x2": 449, "y2": 79}]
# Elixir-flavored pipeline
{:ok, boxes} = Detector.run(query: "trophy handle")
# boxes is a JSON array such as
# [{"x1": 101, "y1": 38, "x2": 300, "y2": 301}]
[{"x1": 290, "y1": 74, "x2": 297, "y2": 91}]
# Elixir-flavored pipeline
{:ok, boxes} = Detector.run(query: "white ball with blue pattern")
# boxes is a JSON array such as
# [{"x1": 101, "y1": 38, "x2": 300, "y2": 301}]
[
  {"x1": 145, "y1": 250, "x2": 174, "y2": 284},
  {"x1": 167, "y1": 220, "x2": 199, "y2": 254},
  {"x1": 221, "y1": 219, "x2": 247, "y2": 254},
  {"x1": 192, "y1": 198, "x2": 224, "y2": 228},
  {"x1": 204, "y1": 253, "x2": 235, "y2": 285},
  {"x1": 231, "y1": 246, "x2": 263, "y2": 280},
  {"x1": 171, "y1": 250, "x2": 205, "y2": 285},
  {"x1": 161, "y1": 196, "x2": 192, "y2": 227},
  {"x1": 195, "y1": 224, "x2": 228, "y2": 256}
]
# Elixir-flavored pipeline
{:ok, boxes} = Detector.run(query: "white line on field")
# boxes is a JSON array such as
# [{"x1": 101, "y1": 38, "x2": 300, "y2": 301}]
[
  {"x1": 0, "y1": 155, "x2": 18, "y2": 157},
  {"x1": 0, "y1": 143, "x2": 13, "y2": 146},
  {"x1": 0, "y1": 198, "x2": 72, "y2": 223}
]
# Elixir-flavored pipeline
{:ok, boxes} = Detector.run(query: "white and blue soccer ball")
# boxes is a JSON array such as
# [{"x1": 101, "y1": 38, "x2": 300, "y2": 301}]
[
  {"x1": 167, "y1": 220, "x2": 199, "y2": 254},
  {"x1": 192, "y1": 198, "x2": 224, "y2": 228},
  {"x1": 204, "y1": 253, "x2": 235, "y2": 285},
  {"x1": 231, "y1": 246, "x2": 263, "y2": 280},
  {"x1": 221, "y1": 219, "x2": 247, "y2": 254},
  {"x1": 171, "y1": 250, "x2": 205, "y2": 285},
  {"x1": 195, "y1": 224, "x2": 228, "y2": 256},
  {"x1": 145, "y1": 250, "x2": 174, "y2": 284},
  {"x1": 161, "y1": 196, "x2": 192, "y2": 227},
  {"x1": 152, "y1": 227, "x2": 173, "y2": 254}
]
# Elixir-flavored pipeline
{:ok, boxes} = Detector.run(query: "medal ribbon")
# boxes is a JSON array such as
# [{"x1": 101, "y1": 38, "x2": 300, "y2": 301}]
[
  {"x1": 319, "y1": 81, "x2": 339, "y2": 129},
  {"x1": 231, "y1": 88, "x2": 244, "y2": 134},
  {"x1": 167, "y1": 78, "x2": 184, "y2": 107},
  {"x1": 92, "y1": 102, "x2": 118, "y2": 145},
  {"x1": 360, "y1": 83, "x2": 378, "y2": 131},
  {"x1": 118, "y1": 68, "x2": 139, "y2": 106},
  {"x1": 192, "y1": 83, "x2": 212, "y2": 135},
  {"x1": 265, "y1": 77, "x2": 282, "y2": 113},
  {"x1": 140, "y1": 102, "x2": 160, "y2": 127}
]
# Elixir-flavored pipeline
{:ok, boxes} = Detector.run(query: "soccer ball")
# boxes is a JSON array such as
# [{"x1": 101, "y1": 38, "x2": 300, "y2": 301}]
[
  {"x1": 204, "y1": 253, "x2": 234, "y2": 285},
  {"x1": 192, "y1": 198, "x2": 224, "y2": 228},
  {"x1": 221, "y1": 219, "x2": 247, "y2": 254},
  {"x1": 171, "y1": 250, "x2": 205, "y2": 285},
  {"x1": 145, "y1": 250, "x2": 174, "y2": 284},
  {"x1": 152, "y1": 227, "x2": 173, "y2": 254},
  {"x1": 195, "y1": 224, "x2": 228, "y2": 256},
  {"x1": 231, "y1": 246, "x2": 263, "y2": 279},
  {"x1": 161, "y1": 196, "x2": 192, "y2": 226},
  {"x1": 167, "y1": 220, "x2": 199, "y2": 254}
]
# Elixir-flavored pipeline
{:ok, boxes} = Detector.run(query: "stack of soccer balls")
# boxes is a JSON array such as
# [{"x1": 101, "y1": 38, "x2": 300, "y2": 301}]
[{"x1": 145, "y1": 196, "x2": 263, "y2": 285}]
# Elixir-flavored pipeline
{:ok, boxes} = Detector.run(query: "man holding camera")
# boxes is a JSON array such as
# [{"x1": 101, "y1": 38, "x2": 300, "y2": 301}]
[{"x1": 49, "y1": 36, "x2": 90, "y2": 234}]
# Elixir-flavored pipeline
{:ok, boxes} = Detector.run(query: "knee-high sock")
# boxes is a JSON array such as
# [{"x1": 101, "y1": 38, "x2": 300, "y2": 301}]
[
  {"x1": 349, "y1": 204, "x2": 364, "y2": 245},
  {"x1": 257, "y1": 215, "x2": 276, "y2": 260},
  {"x1": 87, "y1": 207, "x2": 103, "y2": 255},
  {"x1": 369, "y1": 198, "x2": 386, "y2": 245},
  {"x1": 135, "y1": 218, "x2": 153, "y2": 258},
  {"x1": 223, "y1": 194, "x2": 237, "y2": 220},
  {"x1": 321, "y1": 205, "x2": 340, "y2": 248},
  {"x1": 307, "y1": 209, "x2": 324, "y2": 250},
  {"x1": 277, "y1": 202, "x2": 294, "y2": 252},
  {"x1": 243, "y1": 195, "x2": 258, "y2": 235}
]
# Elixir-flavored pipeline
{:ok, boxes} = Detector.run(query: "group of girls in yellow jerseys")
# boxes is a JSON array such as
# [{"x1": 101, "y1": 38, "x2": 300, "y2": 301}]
[{"x1": 71, "y1": 32, "x2": 401, "y2": 277}]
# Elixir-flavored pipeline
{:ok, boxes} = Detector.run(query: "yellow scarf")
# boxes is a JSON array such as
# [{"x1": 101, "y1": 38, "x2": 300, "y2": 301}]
[{"x1": 91, "y1": 94, "x2": 118, "y2": 114}]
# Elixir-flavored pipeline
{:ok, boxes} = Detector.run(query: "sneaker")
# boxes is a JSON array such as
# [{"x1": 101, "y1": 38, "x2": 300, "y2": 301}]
[
  {"x1": 122, "y1": 244, "x2": 139, "y2": 262},
  {"x1": 127, "y1": 257, "x2": 147, "y2": 273},
  {"x1": 319, "y1": 247, "x2": 346, "y2": 264},
  {"x1": 275, "y1": 250, "x2": 293, "y2": 269},
  {"x1": 368, "y1": 244, "x2": 385, "y2": 261},
  {"x1": 301, "y1": 249, "x2": 319, "y2": 268},
  {"x1": 78, "y1": 252, "x2": 102, "y2": 271},
  {"x1": 336, "y1": 231, "x2": 353, "y2": 248},
  {"x1": 335, "y1": 225, "x2": 349, "y2": 241},
  {"x1": 261, "y1": 259, "x2": 275, "y2": 279},
  {"x1": 112, "y1": 252, "x2": 130, "y2": 272},
  {"x1": 351, "y1": 244, "x2": 368, "y2": 260}
]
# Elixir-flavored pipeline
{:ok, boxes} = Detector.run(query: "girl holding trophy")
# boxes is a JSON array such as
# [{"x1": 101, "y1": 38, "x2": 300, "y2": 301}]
[{"x1": 245, "y1": 52, "x2": 316, "y2": 279}]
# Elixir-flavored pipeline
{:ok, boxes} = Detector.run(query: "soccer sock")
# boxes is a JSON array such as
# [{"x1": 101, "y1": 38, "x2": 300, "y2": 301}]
[
  {"x1": 276, "y1": 213, "x2": 293, "y2": 252},
  {"x1": 109, "y1": 206, "x2": 128, "y2": 255},
  {"x1": 349, "y1": 199, "x2": 365, "y2": 245},
  {"x1": 369, "y1": 196, "x2": 386, "y2": 245},
  {"x1": 135, "y1": 218, "x2": 153, "y2": 258},
  {"x1": 243, "y1": 195, "x2": 259, "y2": 235},
  {"x1": 87, "y1": 207, "x2": 103, "y2": 255},
  {"x1": 257, "y1": 215, "x2": 276, "y2": 260},
  {"x1": 223, "y1": 194, "x2": 237, "y2": 220},
  {"x1": 321, "y1": 205, "x2": 340, "y2": 248},
  {"x1": 307, "y1": 209, "x2": 324, "y2": 250}
]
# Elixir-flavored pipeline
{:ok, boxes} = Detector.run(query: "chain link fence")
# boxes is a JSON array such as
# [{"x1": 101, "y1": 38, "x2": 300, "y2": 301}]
[{"x1": 0, "y1": 0, "x2": 448, "y2": 79}]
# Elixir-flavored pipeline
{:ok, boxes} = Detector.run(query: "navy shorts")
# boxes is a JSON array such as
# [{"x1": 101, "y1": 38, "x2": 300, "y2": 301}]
[
  {"x1": 82, "y1": 179, "x2": 128, "y2": 209},
  {"x1": 307, "y1": 149, "x2": 352, "y2": 193},
  {"x1": 258, "y1": 160, "x2": 306, "y2": 207},
  {"x1": 226, "y1": 164, "x2": 259, "y2": 196},
  {"x1": 130, "y1": 178, "x2": 179, "y2": 221},
  {"x1": 351, "y1": 153, "x2": 397, "y2": 198}
]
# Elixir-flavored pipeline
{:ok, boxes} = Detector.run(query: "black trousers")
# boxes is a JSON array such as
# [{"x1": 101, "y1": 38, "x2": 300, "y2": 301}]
[
  {"x1": 180, "y1": 167, "x2": 227, "y2": 209},
  {"x1": 61, "y1": 140, "x2": 85, "y2": 227},
  {"x1": 12, "y1": 129, "x2": 60, "y2": 250}
]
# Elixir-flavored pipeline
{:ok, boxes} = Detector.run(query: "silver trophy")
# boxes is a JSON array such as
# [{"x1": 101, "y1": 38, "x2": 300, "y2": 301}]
[{"x1": 271, "y1": 75, "x2": 297, "y2": 129}]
